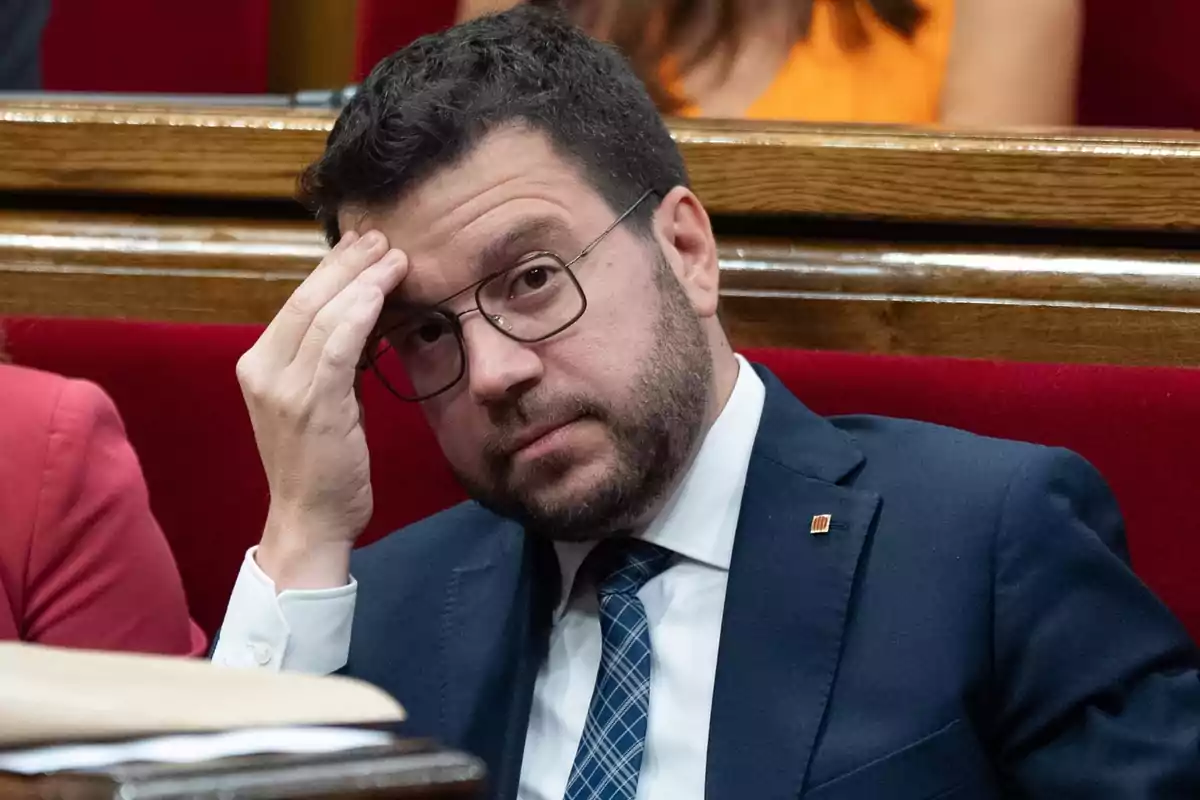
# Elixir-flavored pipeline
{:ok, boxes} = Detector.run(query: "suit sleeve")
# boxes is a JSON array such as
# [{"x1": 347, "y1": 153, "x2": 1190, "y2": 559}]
[
  {"x1": 22, "y1": 378, "x2": 206, "y2": 656},
  {"x1": 992, "y1": 448, "x2": 1200, "y2": 795}
]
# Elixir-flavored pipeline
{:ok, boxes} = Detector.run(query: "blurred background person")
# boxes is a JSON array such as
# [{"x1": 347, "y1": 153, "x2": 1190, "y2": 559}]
[
  {"x1": 0, "y1": 332, "x2": 206, "y2": 655},
  {"x1": 458, "y1": 0, "x2": 1082, "y2": 126},
  {"x1": 0, "y1": 0, "x2": 50, "y2": 90}
]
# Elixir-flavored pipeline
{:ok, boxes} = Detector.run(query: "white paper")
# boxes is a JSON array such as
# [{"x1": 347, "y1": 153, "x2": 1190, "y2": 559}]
[
  {"x1": 0, "y1": 726, "x2": 394, "y2": 776},
  {"x1": 0, "y1": 643, "x2": 404, "y2": 746}
]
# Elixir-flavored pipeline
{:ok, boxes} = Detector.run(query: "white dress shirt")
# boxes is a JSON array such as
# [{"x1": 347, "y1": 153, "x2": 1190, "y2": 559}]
[{"x1": 214, "y1": 355, "x2": 766, "y2": 799}]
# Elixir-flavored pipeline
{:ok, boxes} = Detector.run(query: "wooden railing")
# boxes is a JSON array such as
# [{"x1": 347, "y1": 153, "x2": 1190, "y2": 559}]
[{"x1": 3, "y1": 100, "x2": 1199, "y2": 366}]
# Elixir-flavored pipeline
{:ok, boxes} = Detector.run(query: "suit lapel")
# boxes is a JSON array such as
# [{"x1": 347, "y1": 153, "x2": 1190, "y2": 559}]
[
  {"x1": 438, "y1": 526, "x2": 557, "y2": 800},
  {"x1": 705, "y1": 367, "x2": 881, "y2": 800}
]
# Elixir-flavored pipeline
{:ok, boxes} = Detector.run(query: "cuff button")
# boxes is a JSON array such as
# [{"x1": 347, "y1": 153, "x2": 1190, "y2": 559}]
[{"x1": 249, "y1": 641, "x2": 273, "y2": 666}]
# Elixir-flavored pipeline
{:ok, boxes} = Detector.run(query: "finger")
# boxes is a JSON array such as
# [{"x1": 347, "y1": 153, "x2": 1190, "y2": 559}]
[
  {"x1": 261, "y1": 230, "x2": 358, "y2": 346},
  {"x1": 268, "y1": 230, "x2": 385, "y2": 356},
  {"x1": 259, "y1": 230, "x2": 390, "y2": 367},
  {"x1": 291, "y1": 248, "x2": 407, "y2": 377},
  {"x1": 313, "y1": 286, "x2": 389, "y2": 402},
  {"x1": 289, "y1": 248, "x2": 408, "y2": 382}
]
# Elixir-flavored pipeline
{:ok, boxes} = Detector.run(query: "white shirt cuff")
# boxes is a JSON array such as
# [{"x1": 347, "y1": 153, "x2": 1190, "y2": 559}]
[{"x1": 211, "y1": 547, "x2": 357, "y2": 675}]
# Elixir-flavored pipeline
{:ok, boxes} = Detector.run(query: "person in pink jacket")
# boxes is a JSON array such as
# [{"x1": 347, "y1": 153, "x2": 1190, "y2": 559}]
[{"x1": 0, "y1": 353, "x2": 205, "y2": 654}]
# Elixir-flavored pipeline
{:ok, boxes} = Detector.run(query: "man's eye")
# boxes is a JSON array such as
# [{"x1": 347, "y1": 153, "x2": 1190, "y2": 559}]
[
  {"x1": 517, "y1": 266, "x2": 550, "y2": 292},
  {"x1": 416, "y1": 321, "x2": 447, "y2": 343},
  {"x1": 407, "y1": 318, "x2": 452, "y2": 348},
  {"x1": 505, "y1": 259, "x2": 563, "y2": 299},
  {"x1": 381, "y1": 314, "x2": 452, "y2": 355}
]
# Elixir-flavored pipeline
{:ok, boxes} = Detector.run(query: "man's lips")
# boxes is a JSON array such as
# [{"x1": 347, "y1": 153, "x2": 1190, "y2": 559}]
[{"x1": 502, "y1": 416, "x2": 586, "y2": 459}]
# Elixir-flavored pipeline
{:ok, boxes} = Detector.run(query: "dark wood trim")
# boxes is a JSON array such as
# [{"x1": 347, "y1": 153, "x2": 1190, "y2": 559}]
[
  {"x1": 676, "y1": 120, "x2": 1200, "y2": 232},
  {"x1": 0, "y1": 105, "x2": 331, "y2": 200},
  {"x1": 0, "y1": 212, "x2": 316, "y2": 323},
  {"x1": 3, "y1": 104, "x2": 1199, "y2": 231},
  {"x1": 4, "y1": 210, "x2": 1199, "y2": 365}
]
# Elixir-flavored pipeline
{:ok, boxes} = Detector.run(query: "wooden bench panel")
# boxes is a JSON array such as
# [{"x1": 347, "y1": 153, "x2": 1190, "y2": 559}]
[
  {"x1": 677, "y1": 121, "x2": 1200, "y2": 232},
  {"x1": 4, "y1": 103, "x2": 1200, "y2": 231},
  {"x1": 0, "y1": 212, "x2": 315, "y2": 323},
  {"x1": 0, "y1": 105, "x2": 329, "y2": 200},
  {"x1": 4, "y1": 209, "x2": 1199, "y2": 366},
  {"x1": 4, "y1": 101, "x2": 1200, "y2": 366},
  {"x1": 719, "y1": 240, "x2": 1200, "y2": 366}
]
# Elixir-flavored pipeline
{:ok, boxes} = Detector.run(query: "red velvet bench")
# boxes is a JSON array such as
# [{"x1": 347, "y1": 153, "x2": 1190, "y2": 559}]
[{"x1": 7, "y1": 316, "x2": 1199, "y2": 645}]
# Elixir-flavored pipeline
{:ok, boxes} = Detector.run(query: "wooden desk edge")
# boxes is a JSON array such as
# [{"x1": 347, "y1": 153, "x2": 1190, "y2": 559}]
[{"x1": 3, "y1": 103, "x2": 1199, "y2": 230}]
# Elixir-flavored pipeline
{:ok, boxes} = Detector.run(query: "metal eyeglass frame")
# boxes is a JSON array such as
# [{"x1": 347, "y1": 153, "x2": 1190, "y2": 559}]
[{"x1": 362, "y1": 187, "x2": 657, "y2": 402}]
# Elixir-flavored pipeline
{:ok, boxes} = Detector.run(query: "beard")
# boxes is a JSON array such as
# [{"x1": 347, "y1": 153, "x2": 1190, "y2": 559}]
[{"x1": 451, "y1": 256, "x2": 713, "y2": 541}]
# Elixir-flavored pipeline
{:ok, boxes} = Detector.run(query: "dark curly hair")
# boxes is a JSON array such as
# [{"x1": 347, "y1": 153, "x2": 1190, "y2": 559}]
[{"x1": 299, "y1": 5, "x2": 688, "y2": 246}]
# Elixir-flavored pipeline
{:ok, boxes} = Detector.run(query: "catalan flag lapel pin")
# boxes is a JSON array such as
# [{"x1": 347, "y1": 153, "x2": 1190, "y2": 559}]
[{"x1": 810, "y1": 514, "x2": 832, "y2": 535}]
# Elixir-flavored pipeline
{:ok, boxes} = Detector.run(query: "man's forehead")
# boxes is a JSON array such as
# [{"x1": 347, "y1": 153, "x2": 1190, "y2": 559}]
[
  {"x1": 336, "y1": 127, "x2": 596, "y2": 241},
  {"x1": 398, "y1": 212, "x2": 584, "y2": 306},
  {"x1": 342, "y1": 190, "x2": 577, "y2": 250},
  {"x1": 333, "y1": 128, "x2": 617, "y2": 304}
]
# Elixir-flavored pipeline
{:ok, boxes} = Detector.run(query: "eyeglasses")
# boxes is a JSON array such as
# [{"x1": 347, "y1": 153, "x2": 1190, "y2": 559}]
[{"x1": 362, "y1": 188, "x2": 656, "y2": 402}]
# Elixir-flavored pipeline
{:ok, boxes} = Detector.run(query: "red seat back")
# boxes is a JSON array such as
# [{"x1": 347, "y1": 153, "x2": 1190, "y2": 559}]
[
  {"x1": 6, "y1": 318, "x2": 1199, "y2": 643},
  {"x1": 1078, "y1": 0, "x2": 1200, "y2": 130},
  {"x1": 41, "y1": 0, "x2": 272, "y2": 93},
  {"x1": 354, "y1": 1, "x2": 457, "y2": 80}
]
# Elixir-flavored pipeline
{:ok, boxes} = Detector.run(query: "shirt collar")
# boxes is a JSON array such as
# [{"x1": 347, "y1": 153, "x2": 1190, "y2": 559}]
[{"x1": 552, "y1": 354, "x2": 767, "y2": 613}]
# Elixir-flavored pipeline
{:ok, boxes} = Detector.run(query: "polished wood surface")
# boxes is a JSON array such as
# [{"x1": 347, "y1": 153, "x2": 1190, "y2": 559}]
[
  {"x1": 677, "y1": 120, "x2": 1200, "y2": 232},
  {"x1": 3, "y1": 101, "x2": 1200, "y2": 366},
  {"x1": 719, "y1": 240, "x2": 1200, "y2": 366},
  {"x1": 3, "y1": 102, "x2": 1200, "y2": 231},
  {"x1": 0, "y1": 212, "x2": 316, "y2": 323},
  {"x1": 0, "y1": 105, "x2": 330, "y2": 200},
  {"x1": 4, "y1": 209, "x2": 1200, "y2": 366}
]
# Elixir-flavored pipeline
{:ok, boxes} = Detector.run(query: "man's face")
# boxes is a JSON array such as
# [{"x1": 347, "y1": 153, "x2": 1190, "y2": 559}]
[{"x1": 342, "y1": 127, "x2": 714, "y2": 540}]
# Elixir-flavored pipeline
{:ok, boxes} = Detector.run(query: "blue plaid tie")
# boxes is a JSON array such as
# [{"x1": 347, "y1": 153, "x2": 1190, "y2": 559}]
[{"x1": 563, "y1": 540, "x2": 674, "y2": 800}]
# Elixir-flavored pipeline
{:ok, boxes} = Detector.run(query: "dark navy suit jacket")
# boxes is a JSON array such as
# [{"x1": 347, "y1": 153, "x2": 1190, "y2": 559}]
[{"x1": 345, "y1": 366, "x2": 1200, "y2": 798}]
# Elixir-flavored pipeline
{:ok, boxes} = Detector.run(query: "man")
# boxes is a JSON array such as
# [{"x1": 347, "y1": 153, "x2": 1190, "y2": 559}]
[{"x1": 215, "y1": 7, "x2": 1200, "y2": 798}]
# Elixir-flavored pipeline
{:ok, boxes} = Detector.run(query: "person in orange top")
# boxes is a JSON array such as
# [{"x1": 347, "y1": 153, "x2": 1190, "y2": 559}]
[
  {"x1": 0, "y1": 336, "x2": 206, "y2": 655},
  {"x1": 458, "y1": 0, "x2": 1082, "y2": 126}
]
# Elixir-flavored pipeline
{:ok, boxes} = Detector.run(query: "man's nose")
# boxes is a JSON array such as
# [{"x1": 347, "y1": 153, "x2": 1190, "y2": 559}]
[{"x1": 460, "y1": 315, "x2": 543, "y2": 404}]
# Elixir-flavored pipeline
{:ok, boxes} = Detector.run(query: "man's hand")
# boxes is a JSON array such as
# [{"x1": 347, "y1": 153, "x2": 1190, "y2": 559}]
[{"x1": 236, "y1": 231, "x2": 408, "y2": 591}]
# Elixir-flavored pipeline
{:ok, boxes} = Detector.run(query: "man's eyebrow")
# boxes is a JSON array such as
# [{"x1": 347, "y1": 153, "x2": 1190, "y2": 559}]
[
  {"x1": 473, "y1": 216, "x2": 575, "y2": 277},
  {"x1": 384, "y1": 216, "x2": 575, "y2": 312},
  {"x1": 381, "y1": 216, "x2": 576, "y2": 313}
]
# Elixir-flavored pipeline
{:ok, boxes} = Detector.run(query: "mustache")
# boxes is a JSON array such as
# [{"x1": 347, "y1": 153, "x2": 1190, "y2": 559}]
[{"x1": 482, "y1": 393, "x2": 611, "y2": 462}]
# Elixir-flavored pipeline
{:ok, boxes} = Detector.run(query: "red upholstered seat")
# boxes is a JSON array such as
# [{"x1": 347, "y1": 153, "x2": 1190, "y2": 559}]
[
  {"x1": 41, "y1": 0, "x2": 272, "y2": 94},
  {"x1": 6, "y1": 317, "x2": 1199, "y2": 644},
  {"x1": 354, "y1": 0, "x2": 457, "y2": 80},
  {"x1": 1077, "y1": 0, "x2": 1200, "y2": 130}
]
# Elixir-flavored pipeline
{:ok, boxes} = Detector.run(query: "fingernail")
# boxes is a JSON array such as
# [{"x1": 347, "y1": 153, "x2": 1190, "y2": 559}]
[
  {"x1": 359, "y1": 230, "x2": 386, "y2": 249},
  {"x1": 382, "y1": 249, "x2": 407, "y2": 267}
]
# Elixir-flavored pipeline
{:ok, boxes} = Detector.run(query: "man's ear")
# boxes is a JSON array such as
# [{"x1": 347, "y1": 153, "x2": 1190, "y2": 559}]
[{"x1": 652, "y1": 186, "x2": 721, "y2": 317}]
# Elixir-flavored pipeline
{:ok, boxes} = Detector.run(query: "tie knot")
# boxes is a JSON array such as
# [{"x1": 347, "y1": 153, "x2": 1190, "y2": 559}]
[{"x1": 587, "y1": 539, "x2": 673, "y2": 598}]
